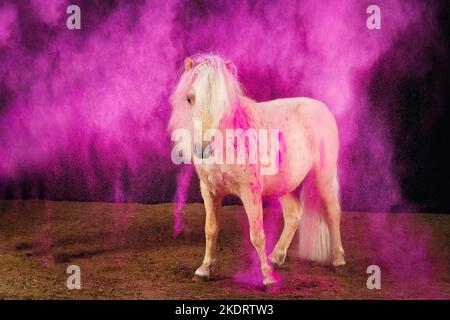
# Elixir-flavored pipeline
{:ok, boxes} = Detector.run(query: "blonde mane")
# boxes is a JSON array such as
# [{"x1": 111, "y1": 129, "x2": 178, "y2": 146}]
[{"x1": 168, "y1": 54, "x2": 243, "y2": 132}]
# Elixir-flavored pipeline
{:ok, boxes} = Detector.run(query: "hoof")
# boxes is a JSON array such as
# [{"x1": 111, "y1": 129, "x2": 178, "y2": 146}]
[
  {"x1": 332, "y1": 252, "x2": 346, "y2": 267},
  {"x1": 269, "y1": 251, "x2": 286, "y2": 267},
  {"x1": 192, "y1": 273, "x2": 210, "y2": 282},
  {"x1": 332, "y1": 259, "x2": 346, "y2": 267},
  {"x1": 263, "y1": 275, "x2": 278, "y2": 287},
  {"x1": 193, "y1": 262, "x2": 215, "y2": 282},
  {"x1": 263, "y1": 277, "x2": 280, "y2": 293}
]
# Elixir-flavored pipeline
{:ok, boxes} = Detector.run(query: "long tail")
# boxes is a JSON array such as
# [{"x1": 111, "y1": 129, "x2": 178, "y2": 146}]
[{"x1": 297, "y1": 175, "x2": 333, "y2": 263}]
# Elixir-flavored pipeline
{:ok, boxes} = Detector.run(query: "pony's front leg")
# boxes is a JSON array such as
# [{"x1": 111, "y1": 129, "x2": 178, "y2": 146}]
[
  {"x1": 240, "y1": 188, "x2": 277, "y2": 287},
  {"x1": 194, "y1": 181, "x2": 222, "y2": 281}
]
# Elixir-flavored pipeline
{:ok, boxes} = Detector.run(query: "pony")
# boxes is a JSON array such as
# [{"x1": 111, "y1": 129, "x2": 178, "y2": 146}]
[{"x1": 168, "y1": 54, "x2": 345, "y2": 287}]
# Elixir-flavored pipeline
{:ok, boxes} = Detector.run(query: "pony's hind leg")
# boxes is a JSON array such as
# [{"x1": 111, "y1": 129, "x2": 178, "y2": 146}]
[
  {"x1": 240, "y1": 188, "x2": 277, "y2": 286},
  {"x1": 269, "y1": 193, "x2": 303, "y2": 266},
  {"x1": 194, "y1": 181, "x2": 222, "y2": 281}
]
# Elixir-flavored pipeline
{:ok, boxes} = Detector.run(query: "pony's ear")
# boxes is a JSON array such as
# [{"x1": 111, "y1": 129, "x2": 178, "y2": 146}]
[
  {"x1": 225, "y1": 60, "x2": 237, "y2": 78},
  {"x1": 184, "y1": 57, "x2": 194, "y2": 71}
]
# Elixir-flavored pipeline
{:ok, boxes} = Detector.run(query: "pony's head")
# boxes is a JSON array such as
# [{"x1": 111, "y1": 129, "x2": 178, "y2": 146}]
[{"x1": 169, "y1": 54, "x2": 242, "y2": 136}]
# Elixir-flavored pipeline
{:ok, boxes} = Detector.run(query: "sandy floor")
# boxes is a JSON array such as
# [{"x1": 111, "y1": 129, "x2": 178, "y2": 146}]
[{"x1": 0, "y1": 199, "x2": 449, "y2": 299}]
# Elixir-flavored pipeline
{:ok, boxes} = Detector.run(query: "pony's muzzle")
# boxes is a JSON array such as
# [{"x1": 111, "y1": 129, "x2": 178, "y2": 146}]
[{"x1": 194, "y1": 142, "x2": 212, "y2": 159}]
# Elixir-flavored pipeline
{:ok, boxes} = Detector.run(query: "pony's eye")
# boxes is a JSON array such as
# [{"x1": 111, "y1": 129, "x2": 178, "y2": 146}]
[{"x1": 186, "y1": 94, "x2": 194, "y2": 105}]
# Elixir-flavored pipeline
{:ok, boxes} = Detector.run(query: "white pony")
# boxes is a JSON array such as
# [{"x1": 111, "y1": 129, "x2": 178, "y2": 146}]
[{"x1": 169, "y1": 54, "x2": 345, "y2": 287}]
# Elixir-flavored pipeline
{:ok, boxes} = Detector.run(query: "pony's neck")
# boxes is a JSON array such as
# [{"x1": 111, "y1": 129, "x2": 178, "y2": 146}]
[
  {"x1": 223, "y1": 95, "x2": 256, "y2": 130},
  {"x1": 239, "y1": 95, "x2": 255, "y2": 107}
]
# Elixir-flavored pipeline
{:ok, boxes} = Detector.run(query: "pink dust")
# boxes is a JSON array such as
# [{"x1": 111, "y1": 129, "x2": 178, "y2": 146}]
[
  {"x1": 172, "y1": 164, "x2": 194, "y2": 237},
  {"x1": 0, "y1": 1, "x2": 438, "y2": 209}
]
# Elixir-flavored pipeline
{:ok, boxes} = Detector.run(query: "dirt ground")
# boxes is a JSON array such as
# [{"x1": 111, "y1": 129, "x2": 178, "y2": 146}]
[{"x1": 0, "y1": 199, "x2": 449, "y2": 299}]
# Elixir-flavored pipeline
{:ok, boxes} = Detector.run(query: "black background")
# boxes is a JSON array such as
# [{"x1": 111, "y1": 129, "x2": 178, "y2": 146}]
[{"x1": 0, "y1": 0, "x2": 449, "y2": 213}]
